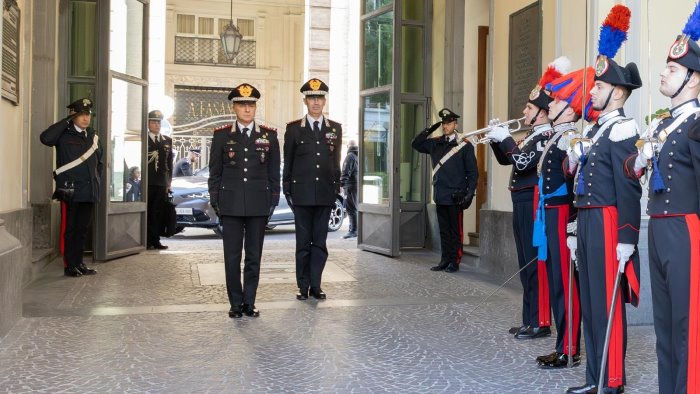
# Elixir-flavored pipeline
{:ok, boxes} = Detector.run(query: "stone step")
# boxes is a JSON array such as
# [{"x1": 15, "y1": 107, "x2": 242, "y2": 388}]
[{"x1": 467, "y1": 231, "x2": 479, "y2": 247}]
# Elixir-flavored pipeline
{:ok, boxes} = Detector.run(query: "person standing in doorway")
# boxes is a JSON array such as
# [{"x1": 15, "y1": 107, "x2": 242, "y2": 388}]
[
  {"x1": 208, "y1": 83, "x2": 280, "y2": 318},
  {"x1": 125, "y1": 166, "x2": 142, "y2": 202},
  {"x1": 284, "y1": 78, "x2": 342, "y2": 301},
  {"x1": 146, "y1": 110, "x2": 174, "y2": 250},
  {"x1": 340, "y1": 140, "x2": 358, "y2": 239},
  {"x1": 412, "y1": 108, "x2": 478, "y2": 273},
  {"x1": 40, "y1": 98, "x2": 102, "y2": 277}
]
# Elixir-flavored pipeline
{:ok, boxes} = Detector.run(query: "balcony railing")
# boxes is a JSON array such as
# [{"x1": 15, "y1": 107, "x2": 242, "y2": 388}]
[{"x1": 174, "y1": 36, "x2": 256, "y2": 68}]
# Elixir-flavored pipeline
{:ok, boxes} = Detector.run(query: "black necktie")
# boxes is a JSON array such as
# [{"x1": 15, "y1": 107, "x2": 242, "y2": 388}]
[
  {"x1": 313, "y1": 121, "x2": 320, "y2": 139},
  {"x1": 242, "y1": 127, "x2": 249, "y2": 139}
]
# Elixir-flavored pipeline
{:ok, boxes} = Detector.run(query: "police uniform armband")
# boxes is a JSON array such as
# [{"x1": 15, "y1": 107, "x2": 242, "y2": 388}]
[{"x1": 608, "y1": 119, "x2": 639, "y2": 142}]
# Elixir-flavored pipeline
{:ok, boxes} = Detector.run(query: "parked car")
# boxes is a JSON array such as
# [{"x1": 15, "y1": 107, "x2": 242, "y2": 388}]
[{"x1": 170, "y1": 167, "x2": 345, "y2": 236}]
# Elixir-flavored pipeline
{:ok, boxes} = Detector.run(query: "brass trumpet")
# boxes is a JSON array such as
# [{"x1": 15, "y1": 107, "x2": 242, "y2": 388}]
[{"x1": 461, "y1": 116, "x2": 527, "y2": 144}]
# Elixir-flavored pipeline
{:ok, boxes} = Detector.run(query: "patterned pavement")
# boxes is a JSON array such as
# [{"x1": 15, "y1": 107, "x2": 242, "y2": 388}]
[{"x1": 0, "y1": 225, "x2": 659, "y2": 393}]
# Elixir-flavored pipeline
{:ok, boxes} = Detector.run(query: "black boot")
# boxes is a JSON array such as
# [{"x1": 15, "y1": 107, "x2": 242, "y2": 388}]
[{"x1": 343, "y1": 213, "x2": 357, "y2": 239}]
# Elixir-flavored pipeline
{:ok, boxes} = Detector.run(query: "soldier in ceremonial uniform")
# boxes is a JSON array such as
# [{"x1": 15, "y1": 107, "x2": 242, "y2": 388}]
[
  {"x1": 208, "y1": 83, "x2": 280, "y2": 318},
  {"x1": 173, "y1": 148, "x2": 200, "y2": 177},
  {"x1": 624, "y1": 5, "x2": 700, "y2": 392},
  {"x1": 486, "y1": 57, "x2": 570, "y2": 339},
  {"x1": 565, "y1": 6, "x2": 642, "y2": 393},
  {"x1": 40, "y1": 98, "x2": 102, "y2": 277},
  {"x1": 146, "y1": 110, "x2": 174, "y2": 250},
  {"x1": 532, "y1": 67, "x2": 599, "y2": 369},
  {"x1": 411, "y1": 108, "x2": 478, "y2": 273},
  {"x1": 283, "y1": 79, "x2": 341, "y2": 301}
]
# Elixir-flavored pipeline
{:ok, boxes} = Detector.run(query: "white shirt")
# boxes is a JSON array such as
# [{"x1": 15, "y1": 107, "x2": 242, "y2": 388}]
[
  {"x1": 306, "y1": 114, "x2": 324, "y2": 129},
  {"x1": 149, "y1": 132, "x2": 162, "y2": 143},
  {"x1": 237, "y1": 121, "x2": 254, "y2": 137},
  {"x1": 74, "y1": 125, "x2": 86, "y2": 135}
]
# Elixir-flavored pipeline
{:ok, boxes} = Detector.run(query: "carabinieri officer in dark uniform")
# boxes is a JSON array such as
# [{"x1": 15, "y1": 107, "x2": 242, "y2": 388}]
[
  {"x1": 146, "y1": 110, "x2": 174, "y2": 250},
  {"x1": 486, "y1": 57, "x2": 570, "y2": 340},
  {"x1": 40, "y1": 98, "x2": 102, "y2": 277},
  {"x1": 565, "y1": 7, "x2": 641, "y2": 391},
  {"x1": 284, "y1": 78, "x2": 342, "y2": 301},
  {"x1": 411, "y1": 108, "x2": 478, "y2": 273},
  {"x1": 208, "y1": 83, "x2": 280, "y2": 318},
  {"x1": 624, "y1": 6, "x2": 700, "y2": 391}
]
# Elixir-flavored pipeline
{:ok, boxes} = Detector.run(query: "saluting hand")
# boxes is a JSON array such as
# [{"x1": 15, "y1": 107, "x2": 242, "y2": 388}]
[{"x1": 427, "y1": 121, "x2": 442, "y2": 133}]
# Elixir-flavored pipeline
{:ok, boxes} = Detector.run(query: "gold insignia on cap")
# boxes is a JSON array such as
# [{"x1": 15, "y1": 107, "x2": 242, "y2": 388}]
[
  {"x1": 529, "y1": 85, "x2": 541, "y2": 100},
  {"x1": 239, "y1": 84, "x2": 253, "y2": 97},
  {"x1": 669, "y1": 35, "x2": 689, "y2": 60},
  {"x1": 82, "y1": 99, "x2": 91, "y2": 106},
  {"x1": 595, "y1": 56, "x2": 609, "y2": 77},
  {"x1": 309, "y1": 79, "x2": 322, "y2": 90},
  {"x1": 440, "y1": 110, "x2": 448, "y2": 117}
]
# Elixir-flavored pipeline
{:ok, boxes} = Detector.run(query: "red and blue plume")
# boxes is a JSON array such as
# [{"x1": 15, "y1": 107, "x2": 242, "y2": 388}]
[
  {"x1": 683, "y1": 1, "x2": 700, "y2": 41},
  {"x1": 547, "y1": 67, "x2": 599, "y2": 122},
  {"x1": 598, "y1": 4, "x2": 631, "y2": 58}
]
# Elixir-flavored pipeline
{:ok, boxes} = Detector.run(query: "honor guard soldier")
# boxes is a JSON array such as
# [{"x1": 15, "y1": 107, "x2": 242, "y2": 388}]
[
  {"x1": 173, "y1": 148, "x2": 200, "y2": 177},
  {"x1": 411, "y1": 108, "x2": 478, "y2": 273},
  {"x1": 532, "y1": 67, "x2": 599, "y2": 369},
  {"x1": 283, "y1": 78, "x2": 342, "y2": 301},
  {"x1": 208, "y1": 83, "x2": 281, "y2": 318},
  {"x1": 40, "y1": 98, "x2": 102, "y2": 277},
  {"x1": 625, "y1": 4, "x2": 700, "y2": 392},
  {"x1": 565, "y1": 6, "x2": 642, "y2": 393},
  {"x1": 146, "y1": 110, "x2": 174, "y2": 250},
  {"x1": 486, "y1": 57, "x2": 570, "y2": 339}
]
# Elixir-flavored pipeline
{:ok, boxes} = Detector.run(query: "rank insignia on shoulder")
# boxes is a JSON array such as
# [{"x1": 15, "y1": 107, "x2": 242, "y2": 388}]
[
  {"x1": 609, "y1": 119, "x2": 639, "y2": 142},
  {"x1": 215, "y1": 124, "x2": 232, "y2": 132}
]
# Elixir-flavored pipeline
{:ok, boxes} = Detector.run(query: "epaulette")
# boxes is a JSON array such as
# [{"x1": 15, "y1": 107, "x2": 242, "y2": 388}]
[
  {"x1": 286, "y1": 118, "x2": 302, "y2": 125},
  {"x1": 214, "y1": 124, "x2": 232, "y2": 132},
  {"x1": 689, "y1": 116, "x2": 700, "y2": 142},
  {"x1": 608, "y1": 119, "x2": 639, "y2": 142},
  {"x1": 259, "y1": 124, "x2": 277, "y2": 132}
]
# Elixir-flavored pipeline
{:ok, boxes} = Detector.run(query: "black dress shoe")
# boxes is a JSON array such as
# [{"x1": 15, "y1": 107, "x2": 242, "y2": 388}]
[
  {"x1": 154, "y1": 244, "x2": 168, "y2": 250},
  {"x1": 535, "y1": 351, "x2": 559, "y2": 364},
  {"x1": 566, "y1": 384, "x2": 597, "y2": 393},
  {"x1": 243, "y1": 304, "x2": 260, "y2": 317},
  {"x1": 296, "y1": 288, "x2": 308, "y2": 300},
  {"x1": 77, "y1": 264, "x2": 97, "y2": 275},
  {"x1": 509, "y1": 325, "x2": 527, "y2": 335},
  {"x1": 430, "y1": 261, "x2": 449, "y2": 271},
  {"x1": 444, "y1": 263, "x2": 459, "y2": 273},
  {"x1": 228, "y1": 305, "x2": 243, "y2": 318},
  {"x1": 310, "y1": 288, "x2": 326, "y2": 300},
  {"x1": 539, "y1": 353, "x2": 581, "y2": 369},
  {"x1": 64, "y1": 267, "x2": 83, "y2": 277},
  {"x1": 514, "y1": 326, "x2": 551, "y2": 339}
]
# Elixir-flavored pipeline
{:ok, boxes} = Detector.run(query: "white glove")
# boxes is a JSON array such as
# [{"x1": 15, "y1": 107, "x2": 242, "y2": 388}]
[
  {"x1": 486, "y1": 121, "x2": 509, "y2": 143},
  {"x1": 633, "y1": 140, "x2": 657, "y2": 172},
  {"x1": 566, "y1": 221, "x2": 577, "y2": 235},
  {"x1": 566, "y1": 236, "x2": 578, "y2": 262},
  {"x1": 616, "y1": 243, "x2": 635, "y2": 266}
]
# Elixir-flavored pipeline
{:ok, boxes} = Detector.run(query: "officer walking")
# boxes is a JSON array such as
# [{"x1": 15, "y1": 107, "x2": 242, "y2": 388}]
[
  {"x1": 40, "y1": 98, "x2": 102, "y2": 277},
  {"x1": 208, "y1": 83, "x2": 280, "y2": 318},
  {"x1": 146, "y1": 110, "x2": 174, "y2": 250},
  {"x1": 340, "y1": 140, "x2": 358, "y2": 239},
  {"x1": 284, "y1": 78, "x2": 342, "y2": 301},
  {"x1": 412, "y1": 108, "x2": 478, "y2": 273},
  {"x1": 625, "y1": 5, "x2": 700, "y2": 392},
  {"x1": 565, "y1": 6, "x2": 642, "y2": 392},
  {"x1": 486, "y1": 57, "x2": 569, "y2": 339},
  {"x1": 173, "y1": 148, "x2": 200, "y2": 177}
]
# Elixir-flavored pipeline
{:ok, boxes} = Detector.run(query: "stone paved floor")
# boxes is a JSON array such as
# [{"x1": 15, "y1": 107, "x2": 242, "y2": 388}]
[{"x1": 0, "y1": 225, "x2": 659, "y2": 393}]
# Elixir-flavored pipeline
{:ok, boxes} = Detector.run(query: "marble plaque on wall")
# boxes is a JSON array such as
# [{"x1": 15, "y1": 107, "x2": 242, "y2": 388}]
[{"x1": 508, "y1": 1, "x2": 541, "y2": 121}]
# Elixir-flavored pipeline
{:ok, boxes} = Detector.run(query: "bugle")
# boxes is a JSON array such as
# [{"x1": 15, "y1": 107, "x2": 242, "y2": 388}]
[{"x1": 461, "y1": 116, "x2": 527, "y2": 144}]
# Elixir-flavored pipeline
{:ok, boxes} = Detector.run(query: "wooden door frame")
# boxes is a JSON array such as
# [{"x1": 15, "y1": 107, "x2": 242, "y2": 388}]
[{"x1": 475, "y1": 25, "x2": 489, "y2": 232}]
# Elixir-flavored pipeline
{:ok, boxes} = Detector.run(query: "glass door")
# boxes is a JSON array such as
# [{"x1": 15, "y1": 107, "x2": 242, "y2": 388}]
[{"x1": 94, "y1": 0, "x2": 149, "y2": 260}]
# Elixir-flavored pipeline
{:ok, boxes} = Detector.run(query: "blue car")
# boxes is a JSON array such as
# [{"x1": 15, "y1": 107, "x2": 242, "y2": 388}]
[{"x1": 170, "y1": 167, "x2": 345, "y2": 236}]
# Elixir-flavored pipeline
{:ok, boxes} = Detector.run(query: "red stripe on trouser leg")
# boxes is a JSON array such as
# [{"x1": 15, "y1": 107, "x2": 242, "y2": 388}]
[
  {"x1": 557, "y1": 205, "x2": 580, "y2": 355},
  {"x1": 538, "y1": 259, "x2": 551, "y2": 326},
  {"x1": 603, "y1": 207, "x2": 623, "y2": 388},
  {"x1": 686, "y1": 214, "x2": 700, "y2": 393},
  {"x1": 457, "y1": 210, "x2": 463, "y2": 264},
  {"x1": 60, "y1": 201, "x2": 68, "y2": 269}
]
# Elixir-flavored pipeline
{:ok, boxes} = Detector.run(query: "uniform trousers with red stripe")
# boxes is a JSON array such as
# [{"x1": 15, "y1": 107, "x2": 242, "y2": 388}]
[
  {"x1": 435, "y1": 204, "x2": 463, "y2": 265},
  {"x1": 60, "y1": 201, "x2": 94, "y2": 270},
  {"x1": 649, "y1": 214, "x2": 700, "y2": 394},
  {"x1": 545, "y1": 204, "x2": 581, "y2": 356},
  {"x1": 577, "y1": 207, "x2": 633, "y2": 389},
  {"x1": 513, "y1": 199, "x2": 542, "y2": 327}
]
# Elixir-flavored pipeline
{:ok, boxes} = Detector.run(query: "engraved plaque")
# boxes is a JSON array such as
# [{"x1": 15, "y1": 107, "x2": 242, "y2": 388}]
[
  {"x1": 2, "y1": 0, "x2": 20, "y2": 105},
  {"x1": 508, "y1": 2, "x2": 541, "y2": 121}
]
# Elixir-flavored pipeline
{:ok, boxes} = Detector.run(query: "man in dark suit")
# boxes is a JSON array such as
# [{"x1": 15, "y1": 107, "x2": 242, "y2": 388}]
[
  {"x1": 284, "y1": 78, "x2": 342, "y2": 301},
  {"x1": 40, "y1": 98, "x2": 102, "y2": 277},
  {"x1": 146, "y1": 110, "x2": 174, "y2": 250},
  {"x1": 173, "y1": 148, "x2": 200, "y2": 177},
  {"x1": 208, "y1": 83, "x2": 280, "y2": 318},
  {"x1": 412, "y1": 108, "x2": 478, "y2": 273},
  {"x1": 340, "y1": 140, "x2": 358, "y2": 239}
]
